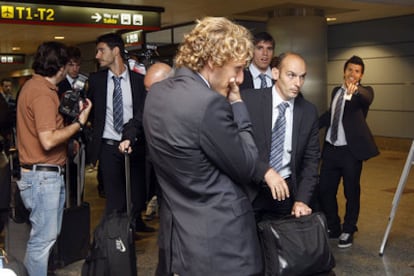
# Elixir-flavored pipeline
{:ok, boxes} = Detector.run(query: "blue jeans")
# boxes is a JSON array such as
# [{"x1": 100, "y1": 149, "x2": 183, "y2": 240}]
[{"x1": 17, "y1": 168, "x2": 65, "y2": 276}]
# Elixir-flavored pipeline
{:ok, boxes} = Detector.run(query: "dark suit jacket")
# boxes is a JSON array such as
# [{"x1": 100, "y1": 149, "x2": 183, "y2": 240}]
[
  {"x1": 0, "y1": 94, "x2": 11, "y2": 137},
  {"x1": 239, "y1": 68, "x2": 254, "y2": 90},
  {"x1": 58, "y1": 74, "x2": 88, "y2": 99},
  {"x1": 241, "y1": 88, "x2": 320, "y2": 205},
  {"x1": 57, "y1": 78, "x2": 72, "y2": 99},
  {"x1": 143, "y1": 67, "x2": 263, "y2": 276},
  {"x1": 88, "y1": 68, "x2": 146, "y2": 163},
  {"x1": 239, "y1": 68, "x2": 276, "y2": 91},
  {"x1": 319, "y1": 85, "x2": 379, "y2": 161}
]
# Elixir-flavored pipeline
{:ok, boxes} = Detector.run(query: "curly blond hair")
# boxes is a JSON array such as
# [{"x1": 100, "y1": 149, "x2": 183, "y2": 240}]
[{"x1": 175, "y1": 17, "x2": 253, "y2": 71}]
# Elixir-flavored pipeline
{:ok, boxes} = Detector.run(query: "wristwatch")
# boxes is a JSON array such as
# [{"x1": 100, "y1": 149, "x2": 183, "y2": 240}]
[{"x1": 74, "y1": 119, "x2": 84, "y2": 132}]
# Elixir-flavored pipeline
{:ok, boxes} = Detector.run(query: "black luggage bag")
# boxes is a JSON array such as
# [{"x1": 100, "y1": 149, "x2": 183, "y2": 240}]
[
  {"x1": 257, "y1": 212, "x2": 335, "y2": 276},
  {"x1": 82, "y1": 151, "x2": 137, "y2": 276},
  {"x1": 49, "y1": 141, "x2": 90, "y2": 268}
]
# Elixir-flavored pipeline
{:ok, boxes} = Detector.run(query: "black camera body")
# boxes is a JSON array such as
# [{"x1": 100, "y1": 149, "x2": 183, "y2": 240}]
[
  {"x1": 59, "y1": 89, "x2": 82, "y2": 119},
  {"x1": 59, "y1": 74, "x2": 88, "y2": 120}
]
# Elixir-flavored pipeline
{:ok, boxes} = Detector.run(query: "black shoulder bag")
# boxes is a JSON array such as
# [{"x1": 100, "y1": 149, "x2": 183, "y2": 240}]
[{"x1": 257, "y1": 212, "x2": 335, "y2": 276}]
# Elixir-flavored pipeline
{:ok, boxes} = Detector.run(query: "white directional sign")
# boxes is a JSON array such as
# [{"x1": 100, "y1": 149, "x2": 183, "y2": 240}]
[{"x1": 0, "y1": 1, "x2": 162, "y2": 30}]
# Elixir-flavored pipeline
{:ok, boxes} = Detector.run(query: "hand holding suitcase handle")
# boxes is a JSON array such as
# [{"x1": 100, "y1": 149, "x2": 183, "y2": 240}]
[{"x1": 124, "y1": 150, "x2": 132, "y2": 217}]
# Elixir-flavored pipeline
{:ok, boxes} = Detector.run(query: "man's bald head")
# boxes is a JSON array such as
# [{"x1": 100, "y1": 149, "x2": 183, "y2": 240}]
[{"x1": 144, "y1": 62, "x2": 172, "y2": 90}]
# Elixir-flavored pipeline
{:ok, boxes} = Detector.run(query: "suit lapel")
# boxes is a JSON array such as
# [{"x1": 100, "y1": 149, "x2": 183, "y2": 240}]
[
  {"x1": 263, "y1": 88, "x2": 273, "y2": 154},
  {"x1": 98, "y1": 71, "x2": 109, "y2": 121},
  {"x1": 128, "y1": 69, "x2": 137, "y2": 114},
  {"x1": 292, "y1": 96, "x2": 303, "y2": 158}
]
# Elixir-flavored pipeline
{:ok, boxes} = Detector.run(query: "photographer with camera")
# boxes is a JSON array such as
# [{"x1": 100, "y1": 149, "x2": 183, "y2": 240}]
[
  {"x1": 16, "y1": 41, "x2": 92, "y2": 276},
  {"x1": 58, "y1": 46, "x2": 89, "y2": 123}
]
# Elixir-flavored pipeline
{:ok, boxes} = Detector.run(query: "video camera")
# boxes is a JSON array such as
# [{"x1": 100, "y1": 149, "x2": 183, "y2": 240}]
[{"x1": 59, "y1": 74, "x2": 88, "y2": 120}]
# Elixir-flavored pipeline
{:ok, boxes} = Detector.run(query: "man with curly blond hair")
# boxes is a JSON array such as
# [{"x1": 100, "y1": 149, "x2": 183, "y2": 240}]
[{"x1": 143, "y1": 17, "x2": 267, "y2": 276}]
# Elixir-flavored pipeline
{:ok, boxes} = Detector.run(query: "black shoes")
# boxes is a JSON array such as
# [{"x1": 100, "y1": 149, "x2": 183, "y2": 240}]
[
  {"x1": 338, "y1": 232, "x2": 353, "y2": 248},
  {"x1": 328, "y1": 226, "x2": 354, "y2": 248}
]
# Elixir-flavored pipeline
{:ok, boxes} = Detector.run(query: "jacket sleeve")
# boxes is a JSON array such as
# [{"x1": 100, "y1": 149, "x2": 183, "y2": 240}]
[
  {"x1": 355, "y1": 85, "x2": 374, "y2": 109},
  {"x1": 319, "y1": 87, "x2": 340, "y2": 129},
  {"x1": 122, "y1": 115, "x2": 143, "y2": 146},
  {"x1": 295, "y1": 105, "x2": 321, "y2": 205},
  {"x1": 199, "y1": 97, "x2": 258, "y2": 186},
  {"x1": 122, "y1": 72, "x2": 147, "y2": 147}
]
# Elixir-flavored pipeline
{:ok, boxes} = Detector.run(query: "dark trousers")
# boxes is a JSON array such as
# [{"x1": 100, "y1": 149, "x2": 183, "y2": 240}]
[
  {"x1": 145, "y1": 156, "x2": 160, "y2": 200},
  {"x1": 0, "y1": 156, "x2": 11, "y2": 233},
  {"x1": 99, "y1": 142, "x2": 146, "y2": 220},
  {"x1": 318, "y1": 143, "x2": 363, "y2": 234},
  {"x1": 253, "y1": 177, "x2": 294, "y2": 222}
]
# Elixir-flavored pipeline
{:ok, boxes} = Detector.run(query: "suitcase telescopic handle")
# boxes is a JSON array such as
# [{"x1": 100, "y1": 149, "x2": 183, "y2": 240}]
[{"x1": 124, "y1": 150, "x2": 132, "y2": 217}]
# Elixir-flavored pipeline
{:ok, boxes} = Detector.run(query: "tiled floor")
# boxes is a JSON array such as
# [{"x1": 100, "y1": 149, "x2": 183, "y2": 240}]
[{"x1": 4, "y1": 145, "x2": 414, "y2": 275}]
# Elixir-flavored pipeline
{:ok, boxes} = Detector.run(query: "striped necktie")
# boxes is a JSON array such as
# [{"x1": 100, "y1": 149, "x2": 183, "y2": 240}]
[
  {"x1": 269, "y1": 102, "x2": 289, "y2": 172},
  {"x1": 330, "y1": 88, "x2": 345, "y2": 143},
  {"x1": 259, "y1": 74, "x2": 267, "y2": 88},
  {"x1": 112, "y1": 76, "x2": 123, "y2": 133}
]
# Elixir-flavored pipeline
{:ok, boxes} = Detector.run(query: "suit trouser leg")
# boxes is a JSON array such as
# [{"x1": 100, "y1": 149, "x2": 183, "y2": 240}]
[
  {"x1": 100, "y1": 143, "x2": 146, "y2": 219},
  {"x1": 253, "y1": 178, "x2": 294, "y2": 222},
  {"x1": 130, "y1": 156, "x2": 146, "y2": 226},
  {"x1": 319, "y1": 145, "x2": 343, "y2": 235},
  {"x1": 99, "y1": 143, "x2": 126, "y2": 213},
  {"x1": 342, "y1": 154, "x2": 363, "y2": 234}
]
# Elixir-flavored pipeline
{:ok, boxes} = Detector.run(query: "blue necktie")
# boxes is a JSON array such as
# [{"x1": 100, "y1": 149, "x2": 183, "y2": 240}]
[
  {"x1": 112, "y1": 76, "x2": 123, "y2": 133},
  {"x1": 259, "y1": 74, "x2": 267, "y2": 88},
  {"x1": 269, "y1": 102, "x2": 289, "y2": 172},
  {"x1": 330, "y1": 88, "x2": 344, "y2": 143}
]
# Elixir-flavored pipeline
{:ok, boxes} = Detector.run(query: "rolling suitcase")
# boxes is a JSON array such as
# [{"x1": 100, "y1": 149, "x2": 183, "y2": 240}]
[
  {"x1": 82, "y1": 151, "x2": 137, "y2": 276},
  {"x1": 49, "y1": 141, "x2": 90, "y2": 268}
]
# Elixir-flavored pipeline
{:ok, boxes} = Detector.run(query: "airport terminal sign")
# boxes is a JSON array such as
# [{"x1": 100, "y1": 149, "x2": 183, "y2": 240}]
[
  {"x1": 0, "y1": 53, "x2": 24, "y2": 64},
  {"x1": 0, "y1": 1, "x2": 162, "y2": 30}
]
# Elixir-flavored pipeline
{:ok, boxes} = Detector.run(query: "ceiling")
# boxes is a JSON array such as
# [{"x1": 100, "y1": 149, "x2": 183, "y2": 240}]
[{"x1": 1, "y1": 0, "x2": 414, "y2": 75}]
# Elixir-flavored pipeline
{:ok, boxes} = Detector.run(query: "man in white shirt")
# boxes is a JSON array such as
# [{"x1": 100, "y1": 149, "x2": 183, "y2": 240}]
[{"x1": 239, "y1": 32, "x2": 275, "y2": 90}]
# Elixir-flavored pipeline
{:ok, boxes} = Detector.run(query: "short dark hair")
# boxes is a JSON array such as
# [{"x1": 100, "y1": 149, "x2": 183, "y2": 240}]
[
  {"x1": 67, "y1": 46, "x2": 81, "y2": 63},
  {"x1": 1, "y1": 78, "x2": 12, "y2": 85},
  {"x1": 253, "y1": 32, "x2": 275, "y2": 48},
  {"x1": 32, "y1": 42, "x2": 68, "y2": 77},
  {"x1": 344, "y1": 55, "x2": 365, "y2": 74},
  {"x1": 96, "y1": 33, "x2": 126, "y2": 60}
]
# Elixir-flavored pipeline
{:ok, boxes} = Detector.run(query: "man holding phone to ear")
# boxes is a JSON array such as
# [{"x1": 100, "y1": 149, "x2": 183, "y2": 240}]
[
  {"x1": 142, "y1": 17, "x2": 290, "y2": 276},
  {"x1": 318, "y1": 55, "x2": 379, "y2": 249}
]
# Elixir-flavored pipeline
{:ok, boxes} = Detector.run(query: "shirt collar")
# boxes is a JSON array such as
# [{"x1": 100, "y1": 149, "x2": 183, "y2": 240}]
[
  {"x1": 272, "y1": 86, "x2": 294, "y2": 109},
  {"x1": 196, "y1": 72, "x2": 211, "y2": 88},
  {"x1": 66, "y1": 75, "x2": 76, "y2": 84},
  {"x1": 33, "y1": 74, "x2": 58, "y2": 93},
  {"x1": 108, "y1": 65, "x2": 129, "y2": 81},
  {"x1": 249, "y1": 63, "x2": 272, "y2": 80}
]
